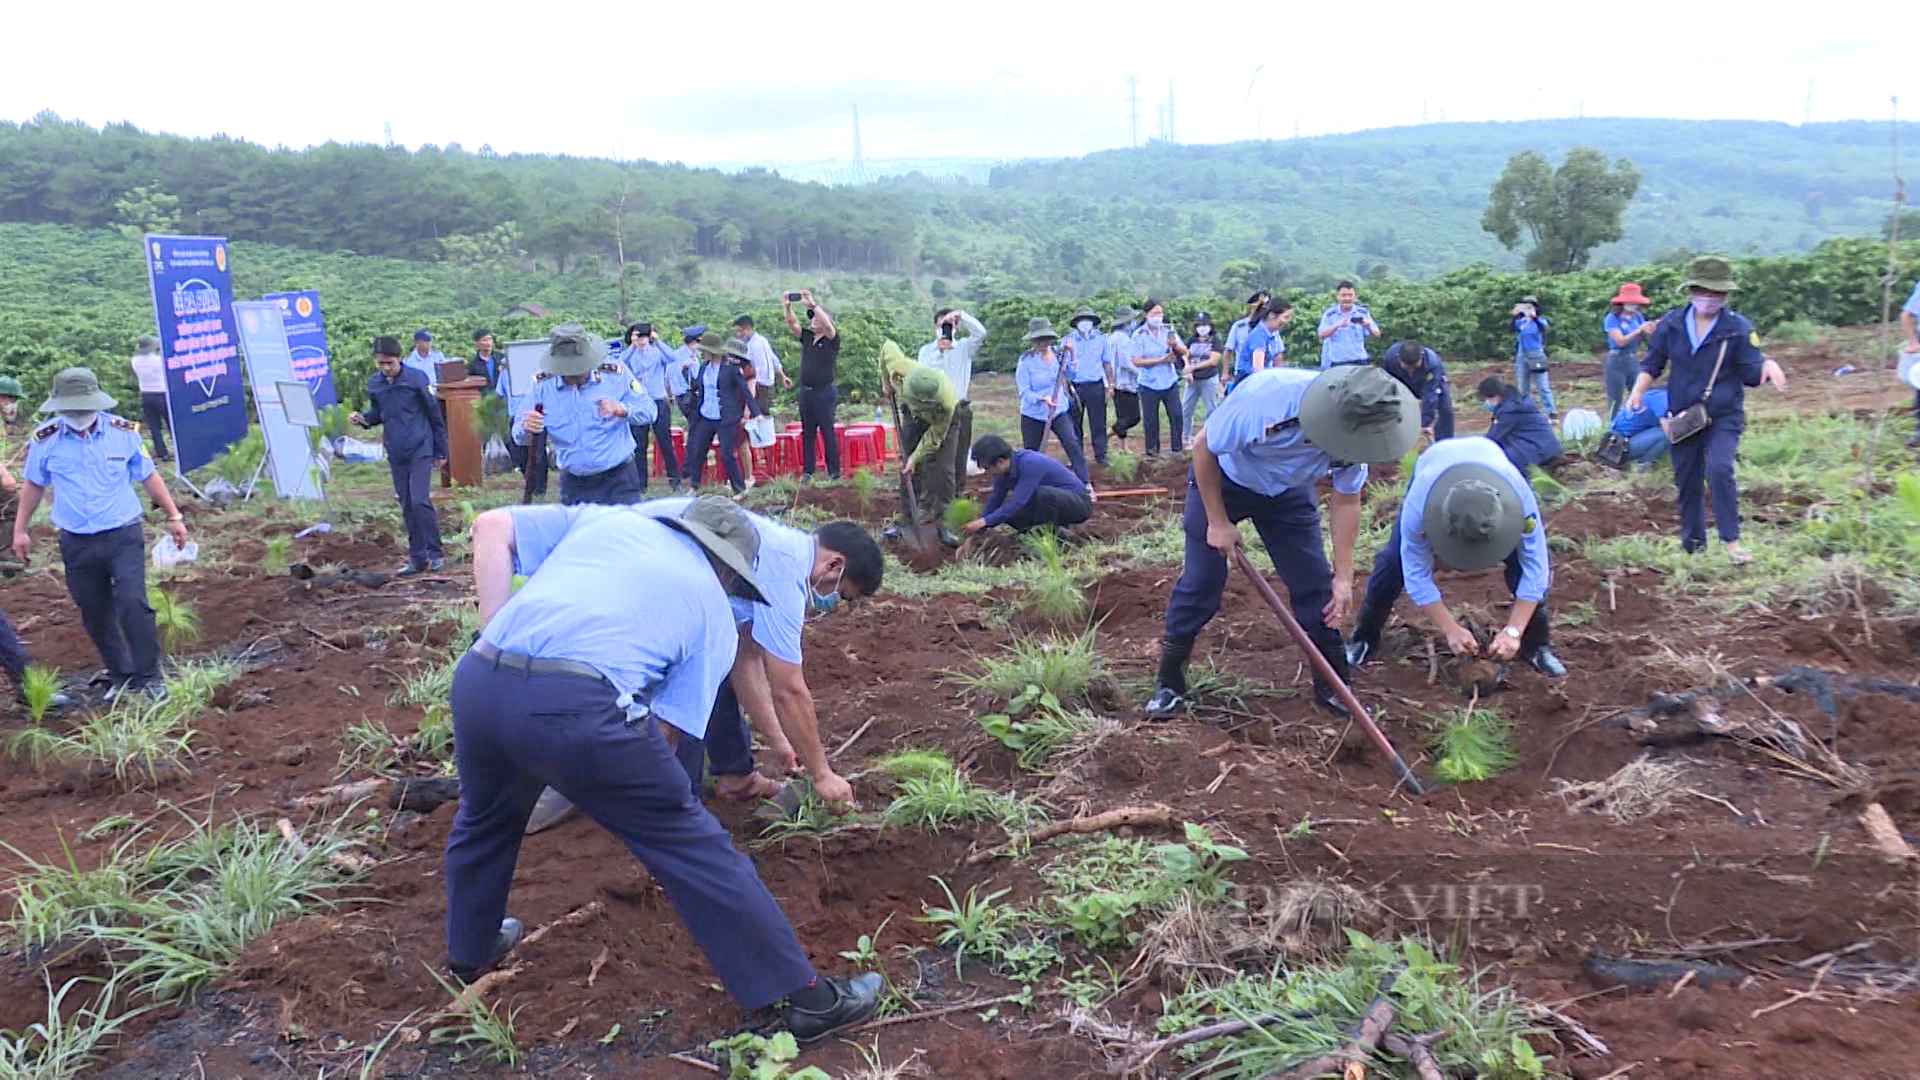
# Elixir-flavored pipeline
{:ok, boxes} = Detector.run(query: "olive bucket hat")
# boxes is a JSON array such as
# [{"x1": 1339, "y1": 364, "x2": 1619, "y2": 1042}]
[
  {"x1": 541, "y1": 323, "x2": 600, "y2": 376},
  {"x1": 1069, "y1": 305, "x2": 1099, "y2": 326},
  {"x1": 1112, "y1": 305, "x2": 1135, "y2": 324},
  {"x1": 0, "y1": 375, "x2": 23, "y2": 399},
  {"x1": 658, "y1": 496, "x2": 768, "y2": 604},
  {"x1": 1297, "y1": 365, "x2": 1419, "y2": 465},
  {"x1": 38, "y1": 367, "x2": 117, "y2": 414},
  {"x1": 1423, "y1": 462, "x2": 1525, "y2": 572},
  {"x1": 696, "y1": 330, "x2": 728, "y2": 357},
  {"x1": 1024, "y1": 317, "x2": 1060, "y2": 342},
  {"x1": 1681, "y1": 255, "x2": 1740, "y2": 293}
]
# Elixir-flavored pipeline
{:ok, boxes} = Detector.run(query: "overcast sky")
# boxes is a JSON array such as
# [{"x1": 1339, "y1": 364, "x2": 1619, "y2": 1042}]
[{"x1": 5, "y1": 0, "x2": 1911, "y2": 168}]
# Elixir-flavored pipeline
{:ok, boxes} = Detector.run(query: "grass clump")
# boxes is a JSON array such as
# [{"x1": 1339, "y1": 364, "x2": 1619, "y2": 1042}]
[
  {"x1": 920, "y1": 878, "x2": 1019, "y2": 978},
  {"x1": 872, "y1": 748, "x2": 954, "y2": 783},
  {"x1": 1105, "y1": 451, "x2": 1139, "y2": 483},
  {"x1": 19, "y1": 664, "x2": 64, "y2": 724},
  {"x1": 851, "y1": 467, "x2": 878, "y2": 507},
  {"x1": 261, "y1": 535, "x2": 294, "y2": 577},
  {"x1": 1022, "y1": 529, "x2": 1088, "y2": 626},
  {"x1": 1428, "y1": 706, "x2": 1518, "y2": 785},
  {"x1": 0, "y1": 975, "x2": 144, "y2": 1080},
  {"x1": 390, "y1": 656, "x2": 457, "y2": 709},
  {"x1": 882, "y1": 769, "x2": 1042, "y2": 832},
  {"x1": 427, "y1": 967, "x2": 525, "y2": 1068},
  {"x1": 955, "y1": 628, "x2": 1103, "y2": 702},
  {"x1": 943, "y1": 495, "x2": 980, "y2": 535},
  {"x1": 1764, "y1": 319, "x2": 1830, "y2": 346},
  {"x1": 9, "y1": 693, "x2": 198, "y2": 788},
  {"x1": 977, "y1": 685, "x2": 1097, "y2": 770},
  {"x1": 1555, "y1": 757, "x2": 1688, "y2": 823},
  {"x1": 145, "y1": 584, "x2": 201, "y2": 651}
]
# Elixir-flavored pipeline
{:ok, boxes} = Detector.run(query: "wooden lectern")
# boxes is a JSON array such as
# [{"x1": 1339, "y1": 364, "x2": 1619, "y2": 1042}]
[{"x1": 434, "y1": 375, "x2": 490, "y2": 488}]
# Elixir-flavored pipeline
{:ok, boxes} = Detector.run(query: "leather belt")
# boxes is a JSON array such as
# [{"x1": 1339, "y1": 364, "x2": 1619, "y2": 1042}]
[{"x1": 471, "y1": 641, "x2": 608, "y2": 684}]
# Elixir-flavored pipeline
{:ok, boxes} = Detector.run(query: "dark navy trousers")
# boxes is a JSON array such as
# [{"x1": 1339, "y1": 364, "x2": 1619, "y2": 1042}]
[
  {"x1": 56, "y1": 523, "x2": 161, "y2": 685},
  {"x1": 1164, "y1": 475, "x2": 1342, "y2": 663},
  {"x1": 389, "y1": 455, "x2": 444, "y2": 564},
  {"x1": 633, "y1": 400, "x2": 680, "y2": 491},
  {"x1": 673, "y1": 677, "x2": 756, "y2": 786},
  {"x1": 1670, "y1": 417, "x2": 1742, "y2": 550},
  {"x1": 1070, "y1": 381, "x2": 1109, "y2": 464},
  {"x1": 0, "y1": 608, "x2": 30, "y2": 685},
  {"x1": 1351, "y1": 517, "x2": 1549, "y2": 657},
  {"x1": 559, "y1": 459, "x2": 643, "y2": 506},
  {"x1": 686, "y1": 417, "x2": 746, "y2": 493},
  {"x1": 444, "y1": 654, "x2": 814, "y2": 1009}
]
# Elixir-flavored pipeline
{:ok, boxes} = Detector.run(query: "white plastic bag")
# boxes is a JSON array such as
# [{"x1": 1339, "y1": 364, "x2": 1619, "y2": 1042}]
[
  {"x1": 745, "y1": 415, "x2": 776, "y2": 449},
  {"x1": 336, "y1": 436, "x2": 386, "y2": 463},
  {"x1": 483, "y1": 435, "x2": 513, "y2": 476},
  {"x1": 1560, "y1": 408, "x2": 1604, "y2": 443},
  {"x1": 151, "y1": 535, "x2": 200, "y2": 567}
]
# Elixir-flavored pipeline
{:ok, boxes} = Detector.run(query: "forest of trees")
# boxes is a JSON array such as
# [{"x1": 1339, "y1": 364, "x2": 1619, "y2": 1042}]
[{"x1": 1, "y1": 114, "x2": 1910, "y2": 304}]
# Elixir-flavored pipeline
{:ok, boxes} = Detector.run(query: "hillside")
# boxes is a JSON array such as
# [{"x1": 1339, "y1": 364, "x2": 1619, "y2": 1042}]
[{"x1": 1, "y1": 115, "x2": 1910, "y2": 306}]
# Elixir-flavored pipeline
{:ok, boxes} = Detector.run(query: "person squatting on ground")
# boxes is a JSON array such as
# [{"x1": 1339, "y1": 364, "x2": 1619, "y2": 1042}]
[
  {"x1": 514, "y1": 324, "x2": 653, "y2": 507},
  {"x1": 128, "y1": 333, "x2": 173, "y2": 463},
  {"x1": 1381, "y1": 338, "x2": 1454, "y2": 443},
  {"x1": 783, "y1": 290, "x2": 843, "y2": 480},
  {"x1": 963, "y1": 434, "x2": 1094, "y2": 538},
  {"x1": 918, "y1": 308, "x2": 985, "y2": 493},
  {"x1": 12, "y1": 368, "x2": 188, "y2": 701},
  {"x1": 1130, "y1": 301, "x2": 1188, "y2": 458},
  {"x1": 1146, "y1": 365, "x2": 1418, "y2": 720},
  {"x1": 1510, "y1": 296, "x2": 1555, "y2": 418},
  {"x1": 1627, "y1": 256, "x2": 1788, "y2": 563},
  {"x1": 1346, "y1": 434, "x2": 1566, "y2": 678},
  {"x1": 1604, "y1": 386, "x2": 1672, "y2": 467},
  {"x1": 1062, "y1": 306, "x2": 1114, "y2": 467},
  {"x1": 352, "y1": 337, "x2": 448, "y2": 575},
  {"x1": 684, "y1": 333, "x2": 763, "y2": 496},
  {"x1": 1182, "y1": 311, "x2": 1222, "y2": 443},
  {"x1": 619, "y1": 322, "x2": 684, "y2": 494},
  {"x1": 1015, "y1": 319, "x2": 1090, "y2": 482},
  {"x1": 448, "y1": 496, "x2": 882, "y2": 1041},
  {"x1": 1477, "y1": 377, "x2": 1564, "y2": 473},
  {"x1": 879, "y1": 341, "x2": 960, "y2": 539},
  {"x1": 1316, "y1": 282, "x2": 1379, "y2": 369},
  {"x1": 1108, "y1": 306, "x2": 1142, "y2": 451},
  {"x1": 524, "y1": 499, "x2": 884, "y2": 830},
  {"x1": 1603, "y1": 283, "x2": 1656, "y2": 418}
]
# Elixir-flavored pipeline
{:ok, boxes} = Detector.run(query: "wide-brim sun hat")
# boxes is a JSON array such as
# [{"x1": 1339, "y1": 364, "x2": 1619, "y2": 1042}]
[
  {"x1": 0, "y1": 375, "x2": 23, "y2": 398},
  {"x1": 1113, "y1": 306, "x2": 1135, "y2": 323},
  {"x1": 696, "y1": 331, "x2": 727, "y2": 356},
  {"x1": 1297, "y1": 365, "x2": 1419, "y2": 465},
  {"x1": 1681, "y1": 256, "x2": 1740, "y2": 293},
  {"x1": 38, "y1": 367, "x2": 116, "y2": 413},
  {"x1": 1423, "y1": 462, "x2": 1525, "y2": 572},
  {"x1": 1070, "y1": 305, "x2": 1099, "y2": 324},
  {"x1": 1024, "y1": 317, "x2": 1060, "y2": 342},
  {"x1": 1610, "y1": 283, "x2": 1650, "y2": 306},
  {"x1": 723, "y1": 338, "x2": 754, "y2": 363},
  {"x1": 658, "y1": 496, "x2": 767, "y2": 604},
  {"x1": 540, "y1": 323, "x2": 599, "y2": 376}
]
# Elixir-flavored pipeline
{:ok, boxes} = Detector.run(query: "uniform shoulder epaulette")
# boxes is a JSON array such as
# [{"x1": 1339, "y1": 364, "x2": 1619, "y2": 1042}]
[
  {"x1": 110, "y1": 416, "x2": 141, "y2": 432},
  {"x1": 33, "y1": 419, "x2": 59, "y2": 441},
  {"x1": 534, "y1": 371, "x2": 555, "y2": 383},
  {"x1": 597, "y1": 361, "x2": 625, "y2": 374}
]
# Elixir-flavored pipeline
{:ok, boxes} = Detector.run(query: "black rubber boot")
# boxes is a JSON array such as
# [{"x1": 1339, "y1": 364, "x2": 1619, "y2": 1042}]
[{"x1": 1310, "y1": 631, "x2": 1353, "y2": 718}]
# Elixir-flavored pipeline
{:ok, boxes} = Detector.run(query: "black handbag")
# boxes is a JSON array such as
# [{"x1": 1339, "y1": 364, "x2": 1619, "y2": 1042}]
[
  {"x1": 1524, "y1": 355, "x2": 1550, "y2": 374},
  {"x1": 1662, "y1": 340, "x2": 1728, "y2": 445},
  {"x1": 1594, "y1": 431, "x2": 1632, "y2": 469}
]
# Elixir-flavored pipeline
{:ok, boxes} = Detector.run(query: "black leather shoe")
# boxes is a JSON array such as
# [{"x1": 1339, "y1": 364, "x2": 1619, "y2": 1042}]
[
  {"x1": 395, "y1": 560, "x2": 425, "y2": 577},
  {"x1": 1529, "y1": 646, "x2": 1567, "y2": 677},
  {"x1": 450, "y1": 917, "x2": 524, "y2": 983},
  {"x1": 1344, "y1": 639, "x2": 1373, "y2": 668},
  {"x1": 787, "y1": 973, "x2": 883, "y2": 1045},
  {"x1": 1144, "y1": 686, "x2": 1186, "y2": 719},
  {"x1": 1313, "y1": 684, "x2": 1351, "y2": 718}
]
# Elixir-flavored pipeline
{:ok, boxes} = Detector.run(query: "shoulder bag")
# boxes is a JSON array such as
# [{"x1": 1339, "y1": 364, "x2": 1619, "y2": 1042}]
[{"x1": 1660, "y1": 340, "x2": 1727, "y2": 444}]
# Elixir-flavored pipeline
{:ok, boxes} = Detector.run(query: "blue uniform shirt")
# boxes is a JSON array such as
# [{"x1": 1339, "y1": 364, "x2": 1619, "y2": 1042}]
[
  {"x1": 1063, "y1": 327, "x2": 1109, "y2": 384},
  {"x1": 1131, "y1": 326, "x2": 1181, "y2": 392},
  {"x1": 1512, "y1": 315, "x2": 1550, "y2": 355},
  {"x1": 1603, "y1": 312, "x2": 1646, "y2": 357},
  {"x1": 667, "y1": 345, "x2": 696, "y2": 398},
  {"x1": 1201, "y1": 368, "x2": 1367, "y2": 497},
  {"x1": 494, "y1": 367, "x2": 527, "y2": 421},
  {"x1": 23, "y1": 416, "x2": 153, "y2": 535},
  {"x1": 1016, "y1": 350, "x2": 1066, "y2": 421},
  {"x1": 1241, "y1": 322, "x2": 1284, "y2": 374},
  {"x1": 404, "y1": 348, "x2": 446, "y2": 386},
  {"x1": 1608, "y1": 388, "x2": 1669, "y2": 437},
  {"x1": 1906, "y1": 281, "x2": 1920, "y2": 319},
  {"x1": 620, "y1": 343, "x2": 676, "y2": 401},
  {"x1": 1108, "y1": 326, "x2": 1139, "y2": 392},
  {"x1": 981, "y1": 449, "x2": 1088, "y2": 528},
  {"x1": 1224, "y1": 317, "x2": 1253, "y2": 374},
  {"x1": 513, "y1": 367, "x2": 652, "y2": 475},
  {"x1": 1317, "y1": 305, "x2": 1373, "y2": 368},
  {"x1": 1399, "y1": 436, "x2": 1549, "y2": 607},
  {"x1": 637, "y1": 497, "x2": 814, "y2": 666},
  {"x1": 486, "y1": 508, "x2": 735, "y2": 737},
  {"x1": 1641, "y1": 307, "x2": 1766, "y2": 422}
]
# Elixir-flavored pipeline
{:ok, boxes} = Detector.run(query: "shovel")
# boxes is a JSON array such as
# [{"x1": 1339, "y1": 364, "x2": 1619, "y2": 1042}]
[
  {"x1": 1230, "y1": 548, "x2": 1426, "y2": 795},
  {"x1": 879, "y1": 361, "x2": 938, "y2": 556}
]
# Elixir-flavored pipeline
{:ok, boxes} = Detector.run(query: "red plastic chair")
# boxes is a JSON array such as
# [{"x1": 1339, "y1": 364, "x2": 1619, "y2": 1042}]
[{"x1": 773, "y1": 432, "x2": 802, "y2": 476}]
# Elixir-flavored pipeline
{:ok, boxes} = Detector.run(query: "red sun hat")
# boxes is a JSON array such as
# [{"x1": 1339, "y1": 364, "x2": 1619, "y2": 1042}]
[{"x1": 1611, "y1": 283, "x2": 1650, "y2": 306}]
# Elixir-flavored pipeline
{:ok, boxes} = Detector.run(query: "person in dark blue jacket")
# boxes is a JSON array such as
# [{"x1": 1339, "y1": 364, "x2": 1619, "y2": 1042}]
[
  {"x1": 683, "y1": 332, "x2": 763, "y2": 495},
  {"x1": 1381, "y1": 339, "x2": 1453, "y2": 442},
  {"x1": 1627, "y1": 257, "x2": 1788, "y2": 562},
  {"x1": 1476, "y1": 377, "x2": 1563, "y2": 472},
  {"x1": 961, "y1": 435, "x2": 1093, "y2": 536},
  {"x1": 1606, "y1": 386, "x2": 1671, "y2": 466},
  {"x1": 352, "y1": 336, "x2": 448, "y2": 575}
]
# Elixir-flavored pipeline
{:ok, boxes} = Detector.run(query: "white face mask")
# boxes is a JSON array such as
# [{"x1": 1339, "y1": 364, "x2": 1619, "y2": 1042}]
[
  {"x1": 1075, "y1": 320, "x2": 1094, "y2": 334},
  {"x1": 0, "y1": 399, "x2": 16, "y2": 419},
  {"x1": 1195, "y1": 325, "x2": 1211, "y2": 338},
  {"x1": 1147, "y1": 316, "x2": 1164, "y2": 330},
  {"x1": 61, "y1": 410, "x2": 98, "y2": 431}
]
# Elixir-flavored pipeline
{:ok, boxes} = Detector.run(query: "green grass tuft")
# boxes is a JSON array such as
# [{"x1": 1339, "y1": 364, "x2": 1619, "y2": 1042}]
[
  {"x1": 872, "y1": 748, "x2": 954, "y2": 783},
  {"x1": 1428, "y1": 707, "x2": 1518, "y2": 784},
  {"x1": 881, "y1": 769, "x2": 1043, "y2": 832},
  {"x1": 955, "y1": 628, "x2": 1104, "y2": 702},
  {"x1": 19, "y1": 664, "x2": 63, "y2": 724},
  {"x1": 145, "y1": 585, "x2": 201, "y2": 652},
  {"x1": 1105, "y1": 451, "x2": 1139, "y2": 483}
]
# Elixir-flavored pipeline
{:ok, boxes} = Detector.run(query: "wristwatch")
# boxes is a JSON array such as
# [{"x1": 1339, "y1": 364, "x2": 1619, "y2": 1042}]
[{"x1": 1500, "y1": 626, "x2": 1522, "y2": 641}]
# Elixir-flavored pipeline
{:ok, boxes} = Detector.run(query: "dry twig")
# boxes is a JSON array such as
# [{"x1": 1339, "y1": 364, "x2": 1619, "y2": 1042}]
[{"x1": 967, "y1": 805, "x2": 1181, "y2": 865}]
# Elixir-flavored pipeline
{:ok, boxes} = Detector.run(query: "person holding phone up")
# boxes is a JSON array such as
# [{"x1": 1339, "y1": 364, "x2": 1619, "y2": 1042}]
[
  {"x1": 782, "y1": 290, "x2": 842, "y2": 480},
  {"x1": 1510, "y1": 296, "x2": 1555, "y2": 419},
  {"x1": 1317, "y1": 282, "x2": 1379, "y2": 369}
]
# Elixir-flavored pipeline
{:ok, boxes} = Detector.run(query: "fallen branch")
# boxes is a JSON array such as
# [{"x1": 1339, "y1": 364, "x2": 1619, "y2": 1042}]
[
  {"x1": 830, "y1": 716, "x2": 879, "y2": 761},
  {"x1": 967, "y1": 805, "x2": 1182, "y2": 865},
  {"x1": 1857, "y1": 802, "x2": 1920, "y2": 958},
  {"x1": 1264, "y1": 972, "x2": 1398, "y2": 1080},
  {"x1": 1115, "y1": 1013, "x2": 1313, "y2": 1077},
  {"x1": 1094, "y1": 487, "x2": 1170, "y2": 499},
  {"x1": 293, "y1": 776, "x2": 390, "y2": 811},
  {"x1": 667, "y1": 1051, "x2": 721, "y2": 1074},
  {"x1": 275, "y1": 818, "x2": 378, "y2": 875},
  {"x1": 425, "y1": 901, "x2": 606, "y2": 1022},
  {"x1": 842, "y1": 992, "x2": 1028, "y2": 1035},
  {"x1": 1381, "y1": 1029, "x2": 1452, "y2": 1080},
  {"x1": 519, "y1": 901, "x2": 605, "y2": 950},
  {"x1": 1527, "y1": 1004, "x2": 1610, "y2": 1058}
]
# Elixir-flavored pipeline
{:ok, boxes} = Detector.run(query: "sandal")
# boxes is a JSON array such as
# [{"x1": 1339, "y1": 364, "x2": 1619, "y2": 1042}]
[
  {"x1": 714, "y1": 772, "x2": 785, "y2": 802},
  {"x1": 1726, "y1": 545, "x2": 1754, "y2": 565}
]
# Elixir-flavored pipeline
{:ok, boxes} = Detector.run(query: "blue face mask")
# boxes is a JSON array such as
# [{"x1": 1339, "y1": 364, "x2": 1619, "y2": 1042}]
[
  {"x1": 809, "y1": 565, "x2": 845, "y2": 615},
  {"x1": 1481, "y1": 399, "x2": 1498, "y2": 413}
]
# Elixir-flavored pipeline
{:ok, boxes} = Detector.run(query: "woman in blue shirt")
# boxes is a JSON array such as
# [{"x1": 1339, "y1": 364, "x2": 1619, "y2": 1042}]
[
  {"x1": 1131, "y1": 300, "x2": 1189, "y2": 458},
  {"x1": 1602, "y1": 283, "x2": 1656, "y2": 418},
  {"x1": 683, "y1": 333, "x2": 762, "y2": 495},
  {"x1": 1015, "y1": 318, "x2": 1089, "y2": 482},
  {"x1": 1510, "y1": 296, "x2": 1554, "y2": 419}
]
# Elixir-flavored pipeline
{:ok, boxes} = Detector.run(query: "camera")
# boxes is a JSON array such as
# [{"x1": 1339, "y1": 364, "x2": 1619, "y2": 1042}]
[{"x1": 786, "y1": 291, "x2": 804, "y2": 303}]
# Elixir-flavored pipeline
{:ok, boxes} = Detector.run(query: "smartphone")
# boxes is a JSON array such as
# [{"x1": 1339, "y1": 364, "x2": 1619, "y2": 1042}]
[
  {"x1": 941, "y1": 322, "x2": 954, "y2": 341},
  {"x1": 786, "y1": 292, "x2": 804, "y2": 303}
]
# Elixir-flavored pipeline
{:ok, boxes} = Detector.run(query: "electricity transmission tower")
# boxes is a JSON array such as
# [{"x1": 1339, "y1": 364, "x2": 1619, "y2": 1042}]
[
  {"x1": 851, "y1": 105, "x2": 865, "y2": 183},
  {"x1": 1126, "y1": 76, "x2": 1140, "y2": 148}
]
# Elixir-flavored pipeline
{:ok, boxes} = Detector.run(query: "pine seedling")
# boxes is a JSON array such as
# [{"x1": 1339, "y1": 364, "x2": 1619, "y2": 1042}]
[
  {"x1": 20, "y1": 664, "x2": 64, "y2": 723},
  {"x1": 145, "y1": 585, "x2": 201, "y2": 651}
]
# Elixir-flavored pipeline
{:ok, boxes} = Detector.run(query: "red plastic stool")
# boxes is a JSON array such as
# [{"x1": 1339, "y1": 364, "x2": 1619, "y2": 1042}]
[
  {"x1": 841, "y1": 430, "x2": 880, "y2": 471},
  {"x1": 784, "y1": 421, "x2": 804, "y2": 432},
  {"x1": 773, "y1": 432, "x2": 802, "y2": 476}
]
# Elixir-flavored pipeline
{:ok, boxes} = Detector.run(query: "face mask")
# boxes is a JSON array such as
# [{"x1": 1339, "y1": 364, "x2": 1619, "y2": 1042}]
[
  {"x1": 0, "y1": 400, "x2": 16, "y2": 419},
  {"x1": 1195, "y1": 326, "x2": 1211, "y2": 338},
  {"x1": 809, "y1": 564, "x2": 845, "y2": 615},
  {"x1": 1622, "y1": 306, "x2": 1640, "y2": 316},
  {"x1": 1481, "y1": 399, "x2": 1498, "y2": 414},
  {"x1": 1075, "y1": 320, "x2": 1093, "y2": 334},
  {"x1": 1690, "y1": 295, "x2": 1725, "y2": 318},
  {"x1": 61, "y1": 410, "x2": 98, "y2": 431},
  {"x1": 1147, "y1": 316, "x2": 1164, "y2": 330}
]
